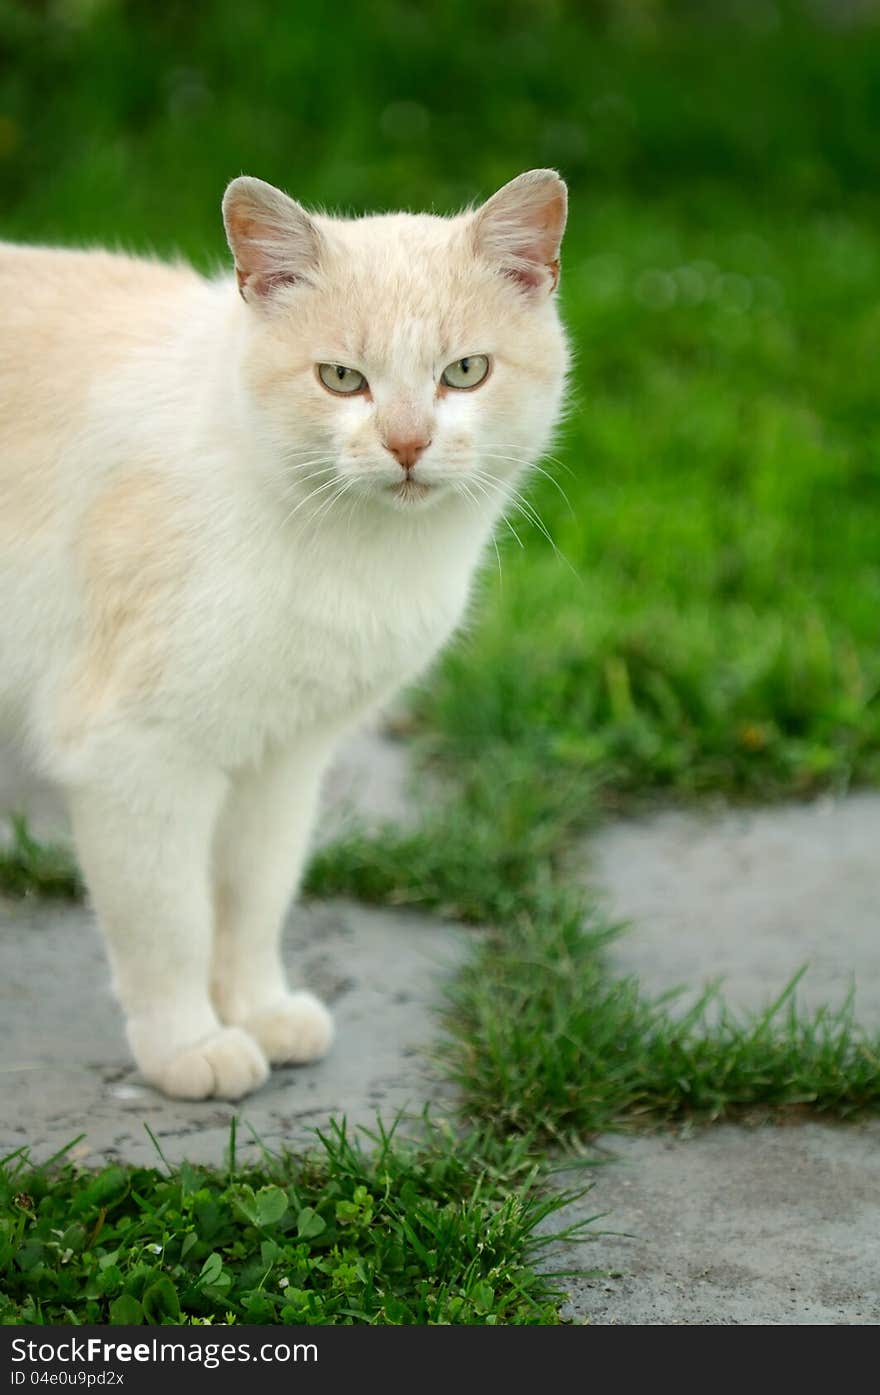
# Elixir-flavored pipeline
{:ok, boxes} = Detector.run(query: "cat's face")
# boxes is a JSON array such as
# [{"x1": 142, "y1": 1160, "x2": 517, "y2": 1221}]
[{"x1": 224, "y1": 172, "x2": 568, "y2": 518}]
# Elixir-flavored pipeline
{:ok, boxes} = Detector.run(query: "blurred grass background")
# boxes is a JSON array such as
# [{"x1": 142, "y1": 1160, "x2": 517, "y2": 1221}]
[{"x1": 3, "y1": 0, "x2": 880, "y2": 806}]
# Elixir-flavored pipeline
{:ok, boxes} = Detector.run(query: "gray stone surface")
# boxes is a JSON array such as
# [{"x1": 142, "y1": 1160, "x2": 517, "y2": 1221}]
[
  {"x1": 0, "y1": 895, "x2": 465, "y2": 1168},
  {"x1": 547, "y1": 1121, "x2": 880, "y2": 1325},
  {"x1": 591, "y1": 793, "x2": 880, "y2": 1023},
  {"x1": 547, "y1": 794, "x2": 880, "y2": 1325},
  {"x1": 3, "y1": 729, "x2": 880, "y2": 1324},
  {"x1": 318, "y1": 725, "x2": 412, "y2": 834},
  {"x1": 0, "y1": 722, "x2": 461, "y2": 1168}
]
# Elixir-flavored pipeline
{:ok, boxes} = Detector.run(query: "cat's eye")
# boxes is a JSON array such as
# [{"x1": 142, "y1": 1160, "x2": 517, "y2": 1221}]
[
  {"x1": 441, "y1": 355, "x2": 491, "y2": 390},
  {"x1": 318, "y1": 363, "x2": 368, "y2": 395}
]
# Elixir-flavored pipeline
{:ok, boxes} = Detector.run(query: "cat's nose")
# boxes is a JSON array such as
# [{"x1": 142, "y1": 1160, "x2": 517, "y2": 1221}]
[{"x1": 384, "y1": 435, "x2": 431, "y2": 471}]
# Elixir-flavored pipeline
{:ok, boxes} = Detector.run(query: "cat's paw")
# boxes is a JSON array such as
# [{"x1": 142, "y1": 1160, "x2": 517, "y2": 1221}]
[
  {"x1": 143, "y1": 1027, "x2": 270, "y2": 1100},
  {"x1": 243, "y1": 991, "x2": 334, "y2": 1065}
]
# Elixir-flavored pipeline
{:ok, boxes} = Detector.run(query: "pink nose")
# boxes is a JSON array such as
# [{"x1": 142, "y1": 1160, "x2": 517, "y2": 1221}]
[{"x1": 384, "y1": 435, "x2": 431, "y2": 471}]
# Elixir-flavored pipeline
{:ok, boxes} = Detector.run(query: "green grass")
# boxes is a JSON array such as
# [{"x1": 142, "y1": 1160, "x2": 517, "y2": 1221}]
[
  {"x1": 0, "y1": 1121, "x2": 594, "y2": 1326},
  {"x1": 4, "y1": 1, "x2": 880, "y2": 808},
  {"x1": 0, "y1": 816, "x2": 84, "y2": 901},
  {"x1": 442, "y1": 905, "x2": 880, "y2": 1141},
  {"x1": 417, "y1": 200, "x2": 880, "y2": 807},
  {"x1": 8, "y1": 787, "x2": 879, "y2": 1144},
  {"x1": 4, "y1": 0, "x2": 880, "y2": 1326},
  {"x1": 310, "y1": 804, "x2": 880, "y2": 1140}
]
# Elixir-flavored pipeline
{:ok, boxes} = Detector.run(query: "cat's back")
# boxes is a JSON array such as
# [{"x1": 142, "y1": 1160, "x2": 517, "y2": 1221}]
[
  {"x1": 0, "y1": 241, "x2": 203, "y2": 390},
  {"x1": 0, "y1": 244, "x2": 210, "y2": 740},
  {"x1": 0, "y1": 240, "x2": 202, "y2": 307},
  {"x1": 0, "y1": 241, "x2": 206, "y2": 533}
]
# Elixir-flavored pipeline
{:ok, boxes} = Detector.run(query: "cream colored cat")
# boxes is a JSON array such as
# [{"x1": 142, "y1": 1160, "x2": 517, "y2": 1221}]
[{"x1": 0, "y1": 170, "x2": 568, "y2": 1100}]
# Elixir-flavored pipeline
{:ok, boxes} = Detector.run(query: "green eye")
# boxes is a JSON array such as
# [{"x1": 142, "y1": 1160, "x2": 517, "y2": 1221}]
[
  {"x1": 318, "y1": 363, "x2": 368, "y2": 395},
  {"x1": 441, "y1": 354, "x2": 490, "y2": 390}
]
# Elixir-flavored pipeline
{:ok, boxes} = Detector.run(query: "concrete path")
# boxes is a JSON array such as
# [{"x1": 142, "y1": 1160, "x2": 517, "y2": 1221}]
[
  {"x1": 0, "y1": 725, "x2": 466, "y2": 1168},
  {"x1": 0, "y1": 894, "x2": 464, "y2": 1169},
  {"x1": 2, "y1": 733, "x2": 879, "y2": 1323},
  {"x1": 549, "y1": 796, "x2": 880, "y2": 1325},
  {"x1": 592, "y1": 794, "x2": 880, "y2": 1022},
  {"x1": 548, "y1": 1119, "x2": 880, "y2": 1325}
]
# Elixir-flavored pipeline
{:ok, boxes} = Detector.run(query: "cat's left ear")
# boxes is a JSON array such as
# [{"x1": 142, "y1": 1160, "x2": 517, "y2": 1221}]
[
  {"x1": 471, "y1": 169, "x2": 567, "y2": 295},
  {"x1": 223, "y1": 175, "x2": 325, "y2": 303}
]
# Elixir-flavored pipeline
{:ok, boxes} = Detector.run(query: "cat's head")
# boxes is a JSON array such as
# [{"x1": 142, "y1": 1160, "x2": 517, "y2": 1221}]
[{"x1": 222, "y1": 171, "x2": 568, "y2": 518}]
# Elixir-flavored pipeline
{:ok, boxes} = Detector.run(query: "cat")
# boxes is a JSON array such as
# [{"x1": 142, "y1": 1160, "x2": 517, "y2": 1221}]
[{"x1": 0, "y1": 169, "x2": 568, "y2": 1100}]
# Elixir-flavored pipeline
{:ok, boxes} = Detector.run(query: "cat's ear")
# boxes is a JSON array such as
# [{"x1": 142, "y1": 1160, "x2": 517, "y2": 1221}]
[
  {"x1": 471, "y1": 169, "x2": 567, "y2": 295},
  {"x1": 222, "y1": 176, "x2": 324, "y2": 303}
]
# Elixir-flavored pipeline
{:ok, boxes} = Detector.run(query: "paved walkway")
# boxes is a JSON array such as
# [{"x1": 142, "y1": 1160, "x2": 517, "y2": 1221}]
[
  {"x1": 592, "y1": 795, "x2": 880, "y2": 1021},
  {"x1": 0, "y1": 893, "x2": 464, "y2": 1168},
  {"x1": 547, "y1": 1119, "x2": 880, "y2": 1324},
  {"x1": 0, "y1": 726, "x2": 465, "y2": 1168},
  {"x1": 1, "y1": 735, "x2": 878, "y2": 1322},
  {"x1": 548, "y1": 796, "x2": 880, "y2": 1325}
]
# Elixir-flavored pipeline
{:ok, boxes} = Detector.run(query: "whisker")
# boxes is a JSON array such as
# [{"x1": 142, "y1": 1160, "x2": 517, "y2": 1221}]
[
  {"x1": 467, "y1": 472, "x2": 525, "y2": 550},
  {"x1": 471, "y1": 494, "x2": 506, "y2": 586},
  {"x1": 480, "y1": 453, "x2": 574, "y2": 515},
  {"x1": 342, "y1": 491, "x2": 362, "y2": 543},
  {"x1": 490, "y1": 533, "x2": 503, "y2": 586},
  {"x1": 276, "y1": 462, "x2": 338, "y2": 500},
  {"x1": 280, "y1": 475, "x2": 345, "y2": 528},
  {"x1": 459, "y1": 478, "x2": 506, "y2": 584},
  {"x1": 540, "y1": 451, "x2": 577, "y2": 480},
  {"x1": 309, "y1": 478, "x2": 355, "y2": 528},
  {"x1": 469, "y1": 468, "x2": 579, "y2": 578},
  {"x1": 284, "y1": 461, "x2": 337, "y2": 479},
  {"x1": 505, "y1": 498, "x2": 581, "y2": 582},
  {"x1": 279, "y1": 444, "x2": 341, "y2": 463},
  {"x1": 484, "y1": 443, "x2": 577, "y2": 480}
]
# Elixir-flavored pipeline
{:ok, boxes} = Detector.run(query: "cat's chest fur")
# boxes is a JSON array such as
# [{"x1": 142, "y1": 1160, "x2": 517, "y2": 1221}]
[{"x1": 173, "y1": 513, "x2": 476, "y2": 766}]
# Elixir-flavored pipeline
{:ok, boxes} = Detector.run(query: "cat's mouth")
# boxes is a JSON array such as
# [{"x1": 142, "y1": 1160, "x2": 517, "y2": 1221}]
[{"x1": 388, "y1": 477, "x2": 433, "y2": 505}]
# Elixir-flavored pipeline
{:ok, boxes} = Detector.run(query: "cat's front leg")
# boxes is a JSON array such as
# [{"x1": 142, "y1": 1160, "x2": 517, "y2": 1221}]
[
  {"x1": 210, "y1": 740, "x2": 335, "y2": 1066},
  {"x1": 67, "y1": 735, "x2": 269, "y2": 1100}
]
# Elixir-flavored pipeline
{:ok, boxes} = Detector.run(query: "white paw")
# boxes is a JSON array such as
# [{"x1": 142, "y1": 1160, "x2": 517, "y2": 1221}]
[
  {"x1": 141, "y1": 1027, "x2": 269, "y2": 1101},
  {"x1": 243, "y1": 991, "x2": 334, "y2": 1065}
]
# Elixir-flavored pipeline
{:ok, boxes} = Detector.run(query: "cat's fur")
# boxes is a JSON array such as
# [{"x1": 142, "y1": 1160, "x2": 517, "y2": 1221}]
[{"x1": 0, "y1": 170, "x2": 568, "y2": 1099}]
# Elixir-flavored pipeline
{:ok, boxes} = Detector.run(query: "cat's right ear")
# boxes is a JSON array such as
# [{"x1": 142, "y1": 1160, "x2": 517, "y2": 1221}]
[
  {"x1": 222, "y1": 176, "x2": 324, "y2": 304},
  {"x1": 471, "y1": 169, "x2": 567, "y2": 296}
]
